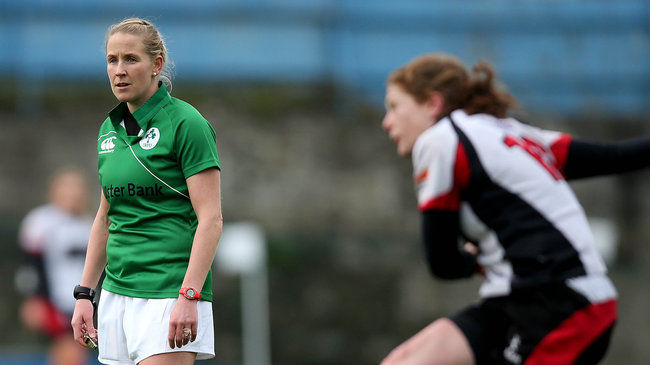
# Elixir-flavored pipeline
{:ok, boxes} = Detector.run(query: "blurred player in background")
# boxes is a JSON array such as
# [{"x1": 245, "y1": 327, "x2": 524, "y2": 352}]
[
  {"x1": 70, "y1": 18, "x2": 222, "y2": 365},
  {"x1": 16, "y1": 167, "x2": 93, "y2": 365},
  {"x1": 380, "y1": 53, "x2": 650, "y2": 364}
]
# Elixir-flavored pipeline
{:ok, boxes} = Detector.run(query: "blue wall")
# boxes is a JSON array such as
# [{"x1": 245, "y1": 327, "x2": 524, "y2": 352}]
[{"x1": 0, "y1": 0, "x2": 648, "y2": 115}]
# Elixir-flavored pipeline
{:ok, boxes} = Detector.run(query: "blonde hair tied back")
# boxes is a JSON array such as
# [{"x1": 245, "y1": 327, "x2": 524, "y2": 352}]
[{"x1": 106, "y1": 17, "x2": 174, "y2": 92}]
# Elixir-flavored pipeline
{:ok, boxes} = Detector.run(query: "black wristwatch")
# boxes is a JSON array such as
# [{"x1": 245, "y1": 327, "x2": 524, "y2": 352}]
[{"x1": 73, "y1": 285, "x2": 96, "y2": 301}]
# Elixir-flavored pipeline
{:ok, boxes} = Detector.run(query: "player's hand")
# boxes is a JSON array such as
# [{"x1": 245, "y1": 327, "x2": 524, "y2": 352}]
[
  {"x1": 20, "y1": 297, "x2": 48, "y2": 332},
  {"x1": 463, "y1": 242, "x2": 486, "y2": 276},
  {"x1": 168, "y1": 296, "x2": 198, "y2": 349},
  {"x1": 71, "y1": 299, "x2": 97, "y2": 348},
  {"x1": 463, "y1": 242, "x2": 479, "y2": 256}
]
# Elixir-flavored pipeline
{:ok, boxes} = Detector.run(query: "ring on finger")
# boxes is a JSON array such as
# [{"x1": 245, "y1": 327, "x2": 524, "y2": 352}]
[{"x1": 182, "y1": 327, "x2": 191, "y2": 338}]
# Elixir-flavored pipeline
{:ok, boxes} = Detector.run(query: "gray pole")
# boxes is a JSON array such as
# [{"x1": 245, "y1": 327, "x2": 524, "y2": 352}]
[
  {"x1": 216, "y1": 222, "x2": 271, "y2": 365},
  {"x1": 241, "y1": 262, "x2": 271, "y2": 365}
]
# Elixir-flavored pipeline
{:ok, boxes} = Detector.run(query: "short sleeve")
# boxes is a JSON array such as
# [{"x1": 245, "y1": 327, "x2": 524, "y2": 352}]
[
  {"x1": 174, "y1": 117, "x2": 220, "y2": 178},
  {"x1": 19, "y1": 208, "x2": 48, "y2": 254},
  {"x1": 412, "y1": 125, "x2": 462, "y2": 212}
]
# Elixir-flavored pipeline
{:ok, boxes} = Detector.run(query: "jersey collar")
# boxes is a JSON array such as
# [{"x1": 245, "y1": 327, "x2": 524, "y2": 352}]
[{"x1": 107, "y1": 83, "x2": 172, "y2": 133}]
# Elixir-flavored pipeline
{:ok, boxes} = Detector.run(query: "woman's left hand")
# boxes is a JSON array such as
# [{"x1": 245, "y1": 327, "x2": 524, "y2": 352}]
[
  {"x1": 463, "y1": 242, "x2": 486, "y2": 276},
  {"x1": 168, "y1": 296, "x2": 198, "y2": 348}
]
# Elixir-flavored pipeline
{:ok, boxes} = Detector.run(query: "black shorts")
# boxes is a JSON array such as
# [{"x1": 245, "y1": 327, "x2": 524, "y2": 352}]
[{"x1": 450, "y1": 284, "x2": 617, "y2": 364}]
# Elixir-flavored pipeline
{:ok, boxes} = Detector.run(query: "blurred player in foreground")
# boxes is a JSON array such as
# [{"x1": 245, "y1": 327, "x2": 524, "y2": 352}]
[
  {"x1": 70, "y1": 18, "x2": 222, "y2": 364},
  {"x1": 17, "y1": 167, "x2": 93, "y2": 365},
  {"x1": 380, "y1": 53, "x2": 650, "y2": 364}
]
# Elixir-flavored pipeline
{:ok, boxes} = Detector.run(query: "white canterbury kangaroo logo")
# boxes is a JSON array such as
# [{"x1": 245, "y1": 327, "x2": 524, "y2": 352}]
[{"x1": 101, "y1": 136, "x2": 117, "y2": 150}]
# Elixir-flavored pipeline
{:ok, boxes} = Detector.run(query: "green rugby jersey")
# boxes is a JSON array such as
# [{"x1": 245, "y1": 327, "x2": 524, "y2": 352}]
[{"x1": 97, "y1": 85, "x2": 219, "y2": 301}]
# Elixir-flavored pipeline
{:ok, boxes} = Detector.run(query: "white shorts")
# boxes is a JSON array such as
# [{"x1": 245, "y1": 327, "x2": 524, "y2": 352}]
[{"x1": 97, "y1": 290, "x2": 215, "y2": 364}]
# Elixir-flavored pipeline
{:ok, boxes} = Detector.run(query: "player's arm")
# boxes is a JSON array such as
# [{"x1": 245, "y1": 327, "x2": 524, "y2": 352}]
[
  {"x1": 182, "y1": 167, "x2": 222, "y2": 293},
  {"x1": 16, "y1": 212, "x2": 53, "y2": 334},
  {"x1": 559, "y1": 137, "x2": 650, "y2": 180},
  {"x1": 79, "y1": 191, "x2": 110, "y2": 287},
  {"x1": 168, "y1": 167, "x2": 222, "y2": 348},
  {"x1": 71, "y1": 190, "x2": 110, "y2": 347},
  {"x1": 16, "y1": 212, "x2": 49, "y2": 299},
  {"x1": 421, "y1": 209, "x2": 478, "y2": 280}
]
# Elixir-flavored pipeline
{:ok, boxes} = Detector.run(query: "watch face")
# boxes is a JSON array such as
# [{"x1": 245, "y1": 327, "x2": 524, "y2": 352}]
[{"x1": 186, "y1": 288, "x2": 196, "y2": 297}]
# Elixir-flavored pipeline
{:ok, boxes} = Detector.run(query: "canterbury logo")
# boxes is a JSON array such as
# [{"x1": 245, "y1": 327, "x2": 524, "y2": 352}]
[{"x1": 101, "y1": 136, "x2": 117, "y2": 151}]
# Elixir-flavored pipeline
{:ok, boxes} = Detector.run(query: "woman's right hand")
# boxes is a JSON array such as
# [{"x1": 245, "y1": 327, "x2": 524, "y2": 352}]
[{"x1": 70, "y1": 299, "x2": 97, "y2": 347}]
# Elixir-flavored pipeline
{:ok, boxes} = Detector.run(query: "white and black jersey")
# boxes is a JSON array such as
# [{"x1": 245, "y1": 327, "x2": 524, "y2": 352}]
[
  {"x1": 412, "y1": 109, "x2": 649, "y2": 300},
  {"x1": 19, "y1": 204, "x2": 92, "y2": 314}
]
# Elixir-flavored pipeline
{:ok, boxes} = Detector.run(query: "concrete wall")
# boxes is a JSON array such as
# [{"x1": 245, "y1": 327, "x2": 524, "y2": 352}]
[{"x1": 0, "y1": 87, "x2": 649, "y2": 363}]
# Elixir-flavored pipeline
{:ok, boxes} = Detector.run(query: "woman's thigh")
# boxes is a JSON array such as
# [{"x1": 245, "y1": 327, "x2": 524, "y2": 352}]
[
  {"x1": 381, "y1": 318, "x2": 474, "y2": 365},
  {"x1": 138, "y1": 351, "x2": 196, "y2": 365}
]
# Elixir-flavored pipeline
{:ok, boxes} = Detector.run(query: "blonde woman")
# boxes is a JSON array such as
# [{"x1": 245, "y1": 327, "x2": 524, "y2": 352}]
[{"x1": 71, "y1": 18, "x2": 222, "y2": 365}]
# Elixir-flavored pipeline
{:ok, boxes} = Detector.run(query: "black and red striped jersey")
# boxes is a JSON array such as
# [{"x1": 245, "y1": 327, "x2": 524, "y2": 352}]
[{"x1": 412, "y1": 109, "x2": 617, "y2": 301}]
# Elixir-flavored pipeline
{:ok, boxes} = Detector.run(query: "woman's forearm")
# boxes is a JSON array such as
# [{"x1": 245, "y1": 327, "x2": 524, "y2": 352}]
[
  {"x1": 80, "y1": 194, "x2": 110, "y2": 288},
  {"x1": 182, "y1": 217, "x2": 222, "y2": 291},
  {"x1": 183, "y1": 168, "x2": 222, "y2": 292}
]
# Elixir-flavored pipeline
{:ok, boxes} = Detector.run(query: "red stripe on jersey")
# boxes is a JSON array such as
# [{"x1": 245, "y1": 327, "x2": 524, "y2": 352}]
[
  {"x1": 25, "y1": 249, "x2": 43, "y2": 257},
  {"x1": 43, "y1": 298, "x2": 69, "y2": 338},
  {"x1": 550, "y1": 134, "x2": 572, "y2": 174},
  {"x1": 525, "y1": 299, "x2": 617, "y2": 365},
  {"x1": 414, "y1": 169, "x2": 429, "y2": 184},
  {"x1": 418, "y1": 142, "x2": 471, "y2": 211}
]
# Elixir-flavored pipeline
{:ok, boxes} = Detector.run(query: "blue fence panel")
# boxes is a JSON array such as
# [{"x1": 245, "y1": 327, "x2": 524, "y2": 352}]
[{"x1": 0, "y1": 0, "x2": 647, "y2": 115}]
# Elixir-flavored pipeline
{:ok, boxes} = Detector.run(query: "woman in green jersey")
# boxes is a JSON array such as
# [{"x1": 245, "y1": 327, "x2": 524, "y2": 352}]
[{"x1": 70, "y1": 18, "x2": 222, "y2": 364}]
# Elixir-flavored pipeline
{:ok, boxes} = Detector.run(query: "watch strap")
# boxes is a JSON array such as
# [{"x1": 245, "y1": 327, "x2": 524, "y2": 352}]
[
  {"x1": 73, "y1": 285, "x2": 95, "y2": 301},
  {"x1": 179, "y1": 287, "x2": 202, "y2": 300}
]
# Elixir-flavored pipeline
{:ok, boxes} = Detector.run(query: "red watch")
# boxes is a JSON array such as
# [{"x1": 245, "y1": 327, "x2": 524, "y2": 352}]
[{"x1": 179, "y1": 287, "x2": 202, "y2": 300}]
